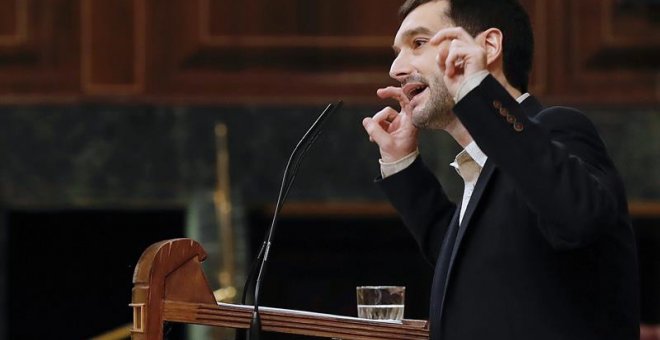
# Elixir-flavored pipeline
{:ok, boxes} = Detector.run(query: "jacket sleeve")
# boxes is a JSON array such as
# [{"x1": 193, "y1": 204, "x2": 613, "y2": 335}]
[
  {"x1": 453, "y1": 75, "x2": 627, "y2": 250},
  {"x1": 377, "y1": 157, "x2": 458, "y2": 263}
]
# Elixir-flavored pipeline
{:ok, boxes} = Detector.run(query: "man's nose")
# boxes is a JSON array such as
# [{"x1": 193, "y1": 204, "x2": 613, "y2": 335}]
[{"x1": 389, "y1": 53, "x2": 413, "y2": 83}]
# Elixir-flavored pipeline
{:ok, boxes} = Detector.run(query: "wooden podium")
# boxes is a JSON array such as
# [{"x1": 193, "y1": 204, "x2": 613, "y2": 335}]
[{"x1": 130, "y1": 238, "x2": 429, "y2": 339}]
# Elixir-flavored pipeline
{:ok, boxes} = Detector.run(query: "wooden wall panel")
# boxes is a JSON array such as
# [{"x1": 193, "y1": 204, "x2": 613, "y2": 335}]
[
  {"x1": 81, "y1": 0, "x2": 145, "y2": 95},
  {"x1": 0, "y1": 0, "x2": 657, "y2": 105},
  {"x1": 0, "y1": 0, "x2": 27, "y2": 45},
  {"x1": 541, "y1": 0, "x2": 659, "y2": 105},
  {"x1": 0, "y1": 0, "x2": 81, "y2": 99},
  {"x1": 145, "y1": 0, "x2": 401, "y2": 104}
]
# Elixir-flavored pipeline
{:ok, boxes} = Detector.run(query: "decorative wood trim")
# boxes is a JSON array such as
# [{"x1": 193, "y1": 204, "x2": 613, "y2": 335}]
[
  {"x1": 629, "y1": 202, "x2": 660, "y2": 218},
  {"x1": 274, "y1": 202, "x2": 398, "y2": 218},
  {"x1": 131, "y1": 238, "x2": 429, "y2": 339},
  {"x1": 602, "y1": 1, "x2": 660, "y2": 46},
  {"x1": 155, "y1": 0, "x2": 397, "y2": 103},
  {"x1": 0, "y1": 0, "x2": 28, "y2": 46},
  {"x1": 0, "y1": 0, "x2": 656, "y2": 104},
  {"x1": 550, "y1": 0, "x2": 660, "y2": 105},
  {"x1": 198, "y1": 0, "x2": 392, "y2": 48},
  {"x1": 81, "y1": 0, "x2": 146, "y2": 95},
  {"x1": 200, "y1": 34, "x2": 393, "y2": 49},
  {"x1": 263, "y1": 201, "x2": 660, "y2": 219}
]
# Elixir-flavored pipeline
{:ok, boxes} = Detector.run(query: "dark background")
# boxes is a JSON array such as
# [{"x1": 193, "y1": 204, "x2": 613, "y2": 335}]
[{"x1": 0, "y1": 0, "x2": 658, "y2": 339}]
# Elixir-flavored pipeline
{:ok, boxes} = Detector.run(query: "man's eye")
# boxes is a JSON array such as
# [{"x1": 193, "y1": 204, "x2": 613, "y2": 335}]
[{"x1": 413, "y1": 39, "x2": 427, "y2": 48}]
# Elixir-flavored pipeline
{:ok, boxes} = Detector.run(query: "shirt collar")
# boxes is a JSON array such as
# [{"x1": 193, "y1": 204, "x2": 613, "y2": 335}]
[{"x1": 450, "y1": 141, "x2": 488, "y2": 171}]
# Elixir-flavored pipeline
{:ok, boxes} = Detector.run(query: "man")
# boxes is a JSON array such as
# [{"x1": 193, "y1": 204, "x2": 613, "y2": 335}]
[{"x1": 361, "y1": 0, "x2": 639, "y2": 339}]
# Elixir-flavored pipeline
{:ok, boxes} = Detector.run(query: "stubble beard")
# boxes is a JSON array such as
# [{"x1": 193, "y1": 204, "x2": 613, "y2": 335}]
[{"x1": 411, "y1": 74, "x2": 456, "y2": 130}]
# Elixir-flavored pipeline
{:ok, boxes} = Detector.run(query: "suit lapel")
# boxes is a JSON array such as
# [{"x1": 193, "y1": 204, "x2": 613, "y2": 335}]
[
  {"x1": 449, "y1": 95, "x2": 541, "y2": 261},
  {"x1": 448, "y1": 160, "x2": 495, "y2": 266},
  {"x1": 431, "y1": 203, "x2": 461, "y2": 337},
  {"x1": 435, "y1": 95, "x2": 543, "y2": 326},
  {"x1": 435, "y1": 161, "x2": 496, "y2": 328}
]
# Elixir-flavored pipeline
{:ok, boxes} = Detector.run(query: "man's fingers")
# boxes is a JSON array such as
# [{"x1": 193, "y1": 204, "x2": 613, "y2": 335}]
[
  {"x1": 430, "y1": 27, "x2": 473, "y2": 46},
  {"x1": 362, "y1": 116, "x2": 394, "y2": 146},
  {"x1": 377, "y1": 86, "x2": 402, "y2": 99},
  {"x1": 377, "y1": 87, "x2": 410, "y2": 108},
  {"x1": 444, "y1": 45, "x2": 465, "y2": 77},
  {"x1": 371, "y1": 106, "x2": 399, "y2": 123},
  {"x1": 363, "y1": 107, "x2": 402, "y2": 145}
]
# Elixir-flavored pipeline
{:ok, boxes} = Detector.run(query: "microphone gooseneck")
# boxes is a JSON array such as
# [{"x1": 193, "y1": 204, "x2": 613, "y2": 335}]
[{"x1": 239, "y1": 101, "x2": 343, "y2": 340}]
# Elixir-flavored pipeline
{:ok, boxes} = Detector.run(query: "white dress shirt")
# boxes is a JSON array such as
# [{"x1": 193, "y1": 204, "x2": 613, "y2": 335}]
[{"x1": 450, "y1": 142, "x2": 487, "y2": 224}]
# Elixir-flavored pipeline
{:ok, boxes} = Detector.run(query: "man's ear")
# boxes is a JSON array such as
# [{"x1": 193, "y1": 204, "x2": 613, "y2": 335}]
[{"x1": 477, "y1": 28, "x2": 503, "y2": 66}]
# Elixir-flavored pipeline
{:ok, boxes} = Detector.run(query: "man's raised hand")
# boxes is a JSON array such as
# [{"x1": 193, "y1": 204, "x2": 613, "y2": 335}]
[
  {"x1": 430, "y1": 27, "x2": 488, "y2": 97},
  {"x1": 362, "y1": 86, "x2": 418, "y2": 163}
]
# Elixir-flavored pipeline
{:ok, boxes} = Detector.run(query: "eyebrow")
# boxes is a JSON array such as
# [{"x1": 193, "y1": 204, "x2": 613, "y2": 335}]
[{"x1": 392, "y1": 26, "x2": 435, "y2": 55}]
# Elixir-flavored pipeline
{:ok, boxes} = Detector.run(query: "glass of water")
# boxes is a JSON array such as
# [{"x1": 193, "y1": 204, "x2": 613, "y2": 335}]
[{"x1": 356, "y1": 286, "x2": 405, "y2": 320}]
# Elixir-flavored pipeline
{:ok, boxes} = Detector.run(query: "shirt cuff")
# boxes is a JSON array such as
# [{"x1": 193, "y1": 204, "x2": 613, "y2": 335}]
[
  {"x1": 454, "y1": 70, "x2": 490, "y2": 103},
  {"x1": 380, "y1": 149, "x2": 420, "y2": 178}
]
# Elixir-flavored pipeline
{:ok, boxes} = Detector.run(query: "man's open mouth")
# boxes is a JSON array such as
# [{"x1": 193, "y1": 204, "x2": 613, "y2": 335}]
[{"x1": 403, "y1": 83, "x2": 428, "y2": 101}]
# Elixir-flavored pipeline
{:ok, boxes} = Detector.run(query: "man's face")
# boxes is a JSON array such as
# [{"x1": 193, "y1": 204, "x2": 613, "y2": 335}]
[{"x1": 391, "y1": 1, "x2": 455, "y2": 130}]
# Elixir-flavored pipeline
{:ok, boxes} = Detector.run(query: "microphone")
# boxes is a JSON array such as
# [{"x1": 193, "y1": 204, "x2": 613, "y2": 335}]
[{"x1": 238, "y1": 100, "x2": 343, "y2": 340}]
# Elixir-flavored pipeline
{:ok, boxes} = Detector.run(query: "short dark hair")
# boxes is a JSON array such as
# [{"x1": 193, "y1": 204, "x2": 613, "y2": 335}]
[{"x1": 399, "y1": 0, "x2": 534, "y2": 93}]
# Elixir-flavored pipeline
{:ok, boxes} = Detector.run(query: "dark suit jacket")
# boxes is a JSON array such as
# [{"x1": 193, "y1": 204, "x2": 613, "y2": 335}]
[{"x1": 379, "y1": 75, "x2": 639, "y2": 340}]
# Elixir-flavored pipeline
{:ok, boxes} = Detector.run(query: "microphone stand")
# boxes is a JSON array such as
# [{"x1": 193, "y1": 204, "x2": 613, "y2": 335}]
[{"x1": 238, "y1": 101, "x2": 343, "y2": 340}]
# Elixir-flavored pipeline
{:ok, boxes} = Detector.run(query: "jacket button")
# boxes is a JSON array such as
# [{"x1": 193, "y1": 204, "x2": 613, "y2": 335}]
[
  {"x1": 499, "y1": 107, "x2": 509, "y2": 117},
  {"x1": 493, "y1": 100, "x2": 502, "y2": 109},
  {"x1": 506, "y1": 114, "x2": 516, "y2": 124},
  {"x1": 513, "y1": 122, "x2": 524, "y2": 132}
]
